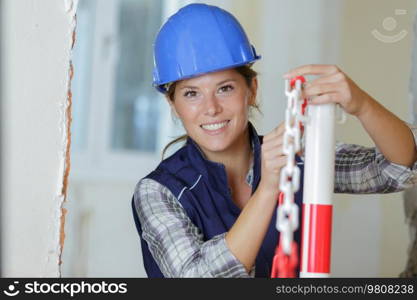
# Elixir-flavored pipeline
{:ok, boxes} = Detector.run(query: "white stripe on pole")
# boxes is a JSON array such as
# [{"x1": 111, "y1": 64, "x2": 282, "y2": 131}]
[
  {"x1": 299, "y1": 272, "x2": 329, "y2": 278},
  {"x1": 300, "y1": 103, "x2": 336, "y2": 278},
  {"x1": 303, "y1": 103, "x2": 336, "y2": 206}
]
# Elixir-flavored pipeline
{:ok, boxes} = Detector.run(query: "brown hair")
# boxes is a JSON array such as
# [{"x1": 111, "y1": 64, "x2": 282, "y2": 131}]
[{"x1": 162, "y1": 65, "x2": 260, "y2": 159}]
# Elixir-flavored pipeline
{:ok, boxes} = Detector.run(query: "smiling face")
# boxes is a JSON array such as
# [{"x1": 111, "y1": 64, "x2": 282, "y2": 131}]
[{"x1": 168, "y1": 68, "x2": 257, "y2": 157}]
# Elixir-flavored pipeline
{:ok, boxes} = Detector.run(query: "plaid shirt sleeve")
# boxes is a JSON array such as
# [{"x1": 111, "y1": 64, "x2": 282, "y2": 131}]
[
  {"x1": 334, "y1": 122, "x2": 417, "y2": 194},
  {"x1": 133, "y1": 178, "x2": 251, "y2": 278}
]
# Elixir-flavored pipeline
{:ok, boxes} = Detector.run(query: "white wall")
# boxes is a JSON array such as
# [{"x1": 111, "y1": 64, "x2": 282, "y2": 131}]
[
  {"x1": 332, "y1": 0, "x2": 417, "y2": 277},
  {"x1": 254, "y1": 0, "x2": 342, "y2": 132},
  {"x1": 1, "y1": 0, "x2": 76, "y2": 276},
  {"x1": 62, "y1": 179, "x2": 146, "y2": 277}
]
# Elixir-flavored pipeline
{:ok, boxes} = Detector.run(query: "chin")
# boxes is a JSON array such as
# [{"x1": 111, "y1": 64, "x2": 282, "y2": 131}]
[
  {"x1": 199, "y1": 139, "x2": 230, "y2": 153},
  {"x1": 188, "y1": 121, "x2": 245, "y2": 154}
]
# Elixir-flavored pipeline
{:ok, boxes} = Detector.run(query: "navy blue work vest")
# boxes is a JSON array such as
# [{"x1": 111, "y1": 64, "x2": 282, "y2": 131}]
[{"x1": 131, "y1": 123, "x2": 304, "y2": 278}]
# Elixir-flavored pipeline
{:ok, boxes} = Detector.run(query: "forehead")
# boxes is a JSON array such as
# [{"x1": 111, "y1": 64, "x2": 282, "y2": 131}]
[{"x1": 176, "y1": 69, "x2": 243, "y2": 88}]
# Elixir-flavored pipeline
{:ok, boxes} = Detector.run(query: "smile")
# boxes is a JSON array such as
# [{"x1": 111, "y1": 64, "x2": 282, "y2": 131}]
[{"x1": 200, "y1": 120, "x2": 230, "y2": 131}]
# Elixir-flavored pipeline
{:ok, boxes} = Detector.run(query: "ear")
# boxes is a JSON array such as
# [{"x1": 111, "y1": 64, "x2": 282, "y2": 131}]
[
  {"x1": 165, "y1": 95, "x2": 179, "y2": 118},
  {"x1": 248, "y1": 77, "x2": 258, "y2": 106}
]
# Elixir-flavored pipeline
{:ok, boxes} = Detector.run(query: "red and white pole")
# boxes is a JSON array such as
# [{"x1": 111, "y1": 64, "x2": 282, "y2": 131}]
[{"x1": 300, "y1": 103, "x2": 336, "y2": 278}]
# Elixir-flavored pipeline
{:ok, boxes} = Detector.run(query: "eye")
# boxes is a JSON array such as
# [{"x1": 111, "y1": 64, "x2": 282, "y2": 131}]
[
  {"x1": 219, "y1": 84, "x2": 234, "y2": 93},
  {"x1": 183, "y1": 90, "x2": 198, "y2": 98}
]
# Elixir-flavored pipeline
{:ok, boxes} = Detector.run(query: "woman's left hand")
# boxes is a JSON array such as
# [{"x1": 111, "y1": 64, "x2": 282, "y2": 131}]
[{"x1": 284, "y1": 64, "x2": 371, "y2": 117}]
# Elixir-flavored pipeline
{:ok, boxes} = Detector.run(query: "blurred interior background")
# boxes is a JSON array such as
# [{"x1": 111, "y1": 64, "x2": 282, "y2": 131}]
[{"x1": 1, "y1": 0, "x2": 417, "y2": 277}]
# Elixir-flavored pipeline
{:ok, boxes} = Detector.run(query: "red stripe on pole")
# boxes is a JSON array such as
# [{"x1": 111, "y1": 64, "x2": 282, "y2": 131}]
[
  {"x1": 300, "y1": 204, "x2": 306, "y2": 269},
  {"x1": 304, "y1": 204, "x2": 333, "y2": 274}
]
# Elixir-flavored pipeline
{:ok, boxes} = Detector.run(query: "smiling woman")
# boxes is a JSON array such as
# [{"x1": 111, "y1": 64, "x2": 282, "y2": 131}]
[{"x1": 131, "y1": 2, "x2": 417, "y2": 278}]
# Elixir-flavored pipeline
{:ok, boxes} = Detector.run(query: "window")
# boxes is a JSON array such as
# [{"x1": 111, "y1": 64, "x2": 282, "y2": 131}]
[
  {"x1": 71, "y1": 0, "x2": 96, "y2": 151},
  {"x1": 71, "y1": 0, "x2": 200, "y2": 180},
  {"x1": 111, "y1": 0, "x2": 163, "y2": 152}
]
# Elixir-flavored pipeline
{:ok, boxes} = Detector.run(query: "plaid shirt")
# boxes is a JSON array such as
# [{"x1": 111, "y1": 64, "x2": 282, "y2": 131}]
[{"x1": 133, "y1": 123, "x2": 417, "y2": 278}]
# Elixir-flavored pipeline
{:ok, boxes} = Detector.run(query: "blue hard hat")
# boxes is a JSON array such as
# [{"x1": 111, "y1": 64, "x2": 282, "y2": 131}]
[{"x1": 152, "y1": 3, "x2": 261, "y2": 93}]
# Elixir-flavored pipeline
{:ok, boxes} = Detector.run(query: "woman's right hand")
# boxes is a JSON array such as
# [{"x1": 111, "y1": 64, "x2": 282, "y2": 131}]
[{"x1": 259, "y1": 122, "x2": 287, "y2": 197}]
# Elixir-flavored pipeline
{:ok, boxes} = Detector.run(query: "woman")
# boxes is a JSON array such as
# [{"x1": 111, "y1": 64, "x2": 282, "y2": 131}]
[{"x1": 131, "y1": 3, "x2": 417, "y2": 278}]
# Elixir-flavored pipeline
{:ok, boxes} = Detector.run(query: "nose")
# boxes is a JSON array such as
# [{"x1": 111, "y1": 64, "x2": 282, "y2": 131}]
[{"x1": 204, "y1": 94, "x2": 222, "y2": 116}]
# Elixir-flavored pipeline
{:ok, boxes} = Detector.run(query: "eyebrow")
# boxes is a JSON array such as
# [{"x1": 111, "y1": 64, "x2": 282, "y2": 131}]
[{"x1": 179, "y1": 79, "x2": 236, "y2": 90}]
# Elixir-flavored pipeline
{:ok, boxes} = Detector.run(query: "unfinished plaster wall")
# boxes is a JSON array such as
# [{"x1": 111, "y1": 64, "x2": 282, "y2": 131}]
[{"x1": 1, "y1": 0, "x2": 76, "y2": 276}]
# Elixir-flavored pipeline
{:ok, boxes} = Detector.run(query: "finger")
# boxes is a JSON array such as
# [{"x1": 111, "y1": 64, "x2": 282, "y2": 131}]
[
  {"x1": 263, "y1": 155, "x2": 287, "y2": 165},
  {"x1": 262, "y1": 144, "x2": 284, "y2": 158},
  {"x1": 283, "y1": 64, "x2": 339, "y2": 79},
  {"x1": 262, "y1": 146, "x2": 285, "y2": 159},
  {"x1": 262, "y1": 139, "x2": 285, "y2": 153},
  {"x1": 309, "y1": 92, "x2": 340, "y2": 105},
  {"x1": 303, "y1": 82, "x2": 340, "y2": 99},
  {"x1": 263, "y1": 134, "x2": 284, "y2": 146},
  {"x1": 271, "y1": 157, "x2": 289, "y2": 173},
  {"x1": 263, "y1": 124, "x2": 285, "y2": 142},
  {"x1": 274, "y1": 122, "x2": 285, "y2": 136},
  {"x1": 304, "y1": 71, "x2": 346, "y2": 88},
  {"x1": 266, "y1": 128, "x2": 287, "y2": 143},
  {"x1": 264, "y1": 155, "x2": 287, "y2": 168}
]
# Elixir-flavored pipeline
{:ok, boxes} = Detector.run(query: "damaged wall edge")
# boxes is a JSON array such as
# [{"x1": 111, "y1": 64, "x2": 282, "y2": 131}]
[
  {"x1": 58, "y1": 61, "x2": 74, "y2": 274},
  {"x1": 55, "y1": 0, "x2": 78, "y2": 277},
  {"x1": 0, "y1": 0, "x2": 81, "y2": 276}
]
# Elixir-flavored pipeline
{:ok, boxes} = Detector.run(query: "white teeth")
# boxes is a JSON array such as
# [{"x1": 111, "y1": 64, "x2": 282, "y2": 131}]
[{"x1": 201, "y1": 121, "x2": 229, "y2": 131}]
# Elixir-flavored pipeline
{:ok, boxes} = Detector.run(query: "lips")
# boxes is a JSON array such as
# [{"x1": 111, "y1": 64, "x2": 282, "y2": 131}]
[{"x1": 200, "y1": 120, "x2": 230, "y2": 131}]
